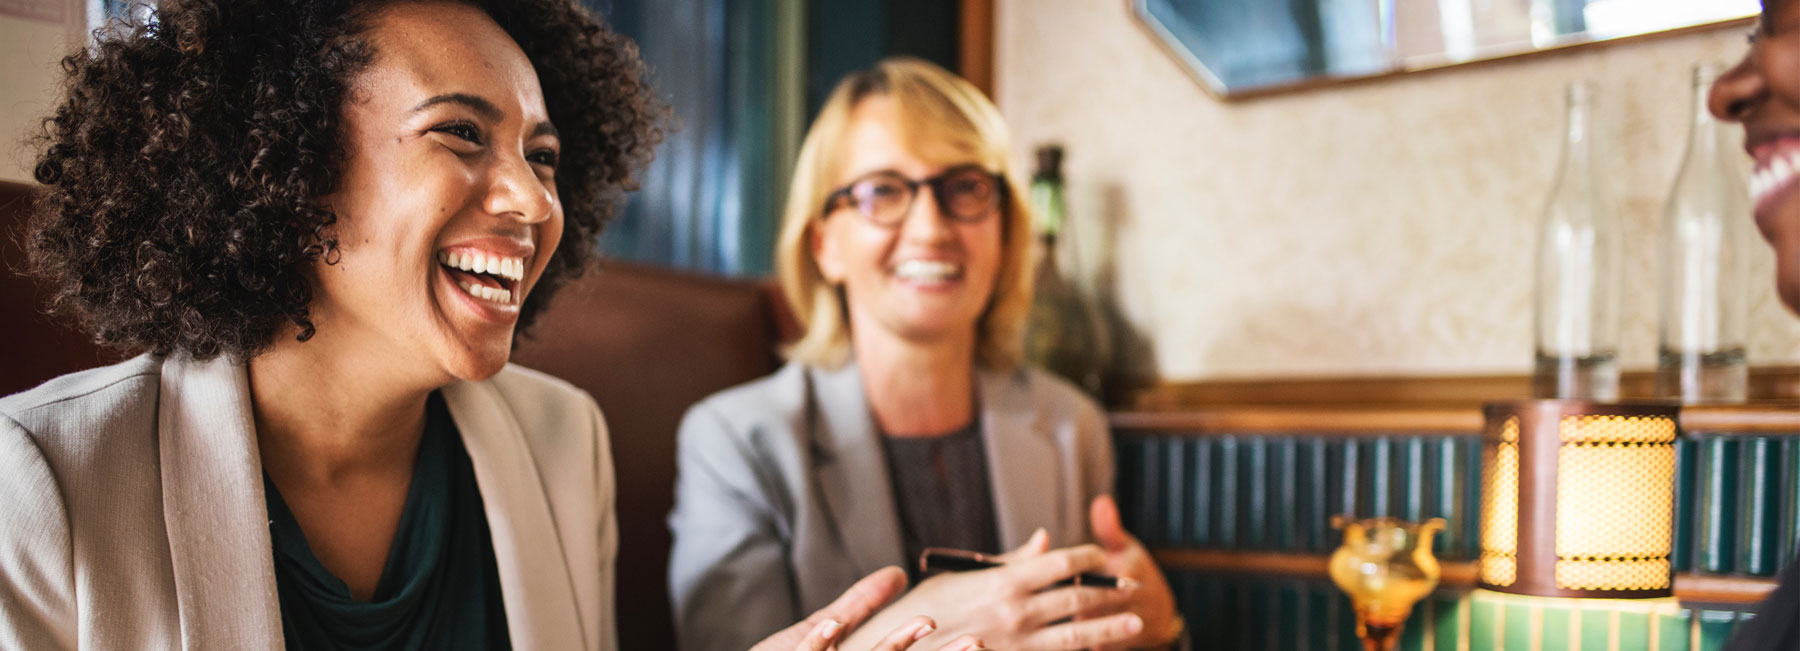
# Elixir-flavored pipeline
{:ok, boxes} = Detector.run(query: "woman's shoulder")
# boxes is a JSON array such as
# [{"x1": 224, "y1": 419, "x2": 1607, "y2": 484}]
[
  {"x1": 677, "y1": 361, "x2": 816, "y2": 445},
  {"x1": 1, "y1": 354, "x2": 165, "y2": 448},
  {"x1": 688, "y1": 360, "x2": 812, "y2": 420},
  {"x1": 485, "y1": 362, "x2": 596, "y2": 410},
  {"x1": 991, "y1": 364, "x2": 1105, "y2": 423},
  {"x1": 472, "y1": 363, "x2": 606, "y2": 443}
]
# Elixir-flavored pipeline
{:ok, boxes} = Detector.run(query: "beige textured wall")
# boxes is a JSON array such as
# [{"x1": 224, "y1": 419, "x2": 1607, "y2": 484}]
[
  {"x1": 1, "y1": 8, "x2": 79, "y2": 185},
  {"x1": 996, "y1": 1, "x2": 1800, "y2": 381}
]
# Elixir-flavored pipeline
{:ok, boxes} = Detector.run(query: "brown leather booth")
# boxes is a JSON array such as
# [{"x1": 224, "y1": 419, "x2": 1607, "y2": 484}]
[{"x1": 3, "y1": 180, "x2": 792, "y2": 649}]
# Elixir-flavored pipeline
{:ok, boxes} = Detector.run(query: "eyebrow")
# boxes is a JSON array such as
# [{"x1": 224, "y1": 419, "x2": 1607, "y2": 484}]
[
  {"x1": 411, "y1": 93, "x2": 503, "y2": 121},
  {"x1": 411, "y1": 93, "x2": 560, "y2": 140}
]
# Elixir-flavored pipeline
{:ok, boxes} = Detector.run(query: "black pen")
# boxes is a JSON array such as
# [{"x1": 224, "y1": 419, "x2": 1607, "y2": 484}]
[{"x1": 919, "y1": 547, "x2": 1138, "y2": 589}]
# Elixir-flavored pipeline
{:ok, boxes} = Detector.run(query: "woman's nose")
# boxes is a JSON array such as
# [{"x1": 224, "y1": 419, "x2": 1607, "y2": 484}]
[
  {"x1": 485, "y1": 154, "x2": 555, "y2": 224},
  {"x1": 898, "y1": 187, "x2": 953, "y2": 240},
  {"x1": 1709, "y1": 54, "x2": 1767, "y2": 123}
]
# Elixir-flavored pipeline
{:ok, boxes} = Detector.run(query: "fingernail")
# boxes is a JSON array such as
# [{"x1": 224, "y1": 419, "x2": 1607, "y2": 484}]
[
  {"x1": 913, "y1": 624, "x2": 935, "y2": 640},
  {"x1": 1117, "y1": 577, "x2": 1140, "y2": 591},
  {"x1": 1126, "y1": 614, "x2": 1144, "y2": 634},
  {"x1": 819, "y1": 619, "x2": 842, "y2": 639}
]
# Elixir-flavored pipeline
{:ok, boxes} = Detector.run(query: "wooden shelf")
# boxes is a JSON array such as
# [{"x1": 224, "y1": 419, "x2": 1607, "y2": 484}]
[
  {"x1": 1151, "y1": 548, "x2": 1781, "y2": 604},
  {"x1": 1124, "y1": 366, "x2": 1800, "y2": 410},
  {"x1": 1112, "y1": 402, "x2": 1800, "y2": 437}
]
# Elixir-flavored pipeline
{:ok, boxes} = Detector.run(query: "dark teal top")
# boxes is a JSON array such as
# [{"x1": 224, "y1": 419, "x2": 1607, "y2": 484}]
[
  {"x1": 264, "y1": 392, "x2": 511, "y2": 650},
  {"x1": 881, "y1": 420, "x2": 1000, "y2": 582}
]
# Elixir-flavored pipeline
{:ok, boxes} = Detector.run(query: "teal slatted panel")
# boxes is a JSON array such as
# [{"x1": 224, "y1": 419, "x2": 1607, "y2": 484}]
[
  {"x1": 1190, "y1": 437, "x2": 1214, "y2": 547},
  {"x1": 1136, "y1": 436, "x2": 1165, "y2": 545},
  {"x1": 1695, "y1": 435, "x2": 1740, "y2": 574},
  {"x1": 1216, "y1": 436, "x2": 1240, "y2": 549},
  {"x1": 1270, "y1": 437, "x2": 1298, "y2": 552},
  {"x1": 1308, "y1": 579, "x2": 1333, "y2": 651},
  {"x1": 1164, "y1": 436, "x2": 1189, "y2": 550},
  {"x1": 1460, "y1": 436, "x2": 1483, "y2": 561},
  {"x1": 1363, "y1": 437, "x2": 1393, "y2": 518},
  {"x1": 1674, "y1": 435, "x2": 1697, "y2": 572},
  {"x1": 1242, "y1": 438, "x2": 1270, "y2": 550},
  {"x1": 1299, "y1": 437, "x2": 1331, "y2": 553},
  {"x1": 1780, "y1": 436, "x2": 1800, "y2": 564},
  {"x1": 1739, "y1": 436, "x2": 1782, "y2": 576},
  {"x1": 1396, "y1": 436, "x2": 1427, "y2": 524},
  {"x1": 1330, "y1": 438, "x2": 1362, "y2": 523}
]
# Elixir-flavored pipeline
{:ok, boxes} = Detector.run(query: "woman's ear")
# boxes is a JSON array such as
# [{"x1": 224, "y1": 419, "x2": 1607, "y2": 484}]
[{"x1": 812, "y1": 221, "x2": 846, "y2": 284}]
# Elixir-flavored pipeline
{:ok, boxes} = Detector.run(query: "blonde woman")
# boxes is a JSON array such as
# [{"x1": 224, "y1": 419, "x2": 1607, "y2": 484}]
[{"x1": 668, "y1": 58, "x2": 1184, "y2": 651}]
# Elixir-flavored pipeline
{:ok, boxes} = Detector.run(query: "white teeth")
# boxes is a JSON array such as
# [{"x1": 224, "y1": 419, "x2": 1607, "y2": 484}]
[
  {"x1": 438, "y1": 250, "x2": 526, "y2": 282},
  {"x1": 457, "y1": 281, "x2": 513, "y2": 305},
  {"x1": 893, "y1": 259, "x2": 962, "y2": 283}
]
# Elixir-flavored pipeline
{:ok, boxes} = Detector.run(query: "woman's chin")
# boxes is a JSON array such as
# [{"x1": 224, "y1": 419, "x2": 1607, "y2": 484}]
[{"x1": 439, "y1": 342, "x2": 514, "y2": 383}]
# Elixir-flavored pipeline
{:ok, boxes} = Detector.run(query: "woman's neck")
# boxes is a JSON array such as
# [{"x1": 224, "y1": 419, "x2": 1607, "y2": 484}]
[
  {"x1": 852, "y1": 326, "x2": 978, "y2": 437},
  {"x1": 248, "y1": 328, "x2": 439, "y2": 487}
]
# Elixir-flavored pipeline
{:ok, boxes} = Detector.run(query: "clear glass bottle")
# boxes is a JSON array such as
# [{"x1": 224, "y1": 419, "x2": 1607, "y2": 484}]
[
  {"x1": 1024, "y1": 145, "x2": 1104, "y2": 396},
  {"x1": 1655, "y1": 63, "x2": 1750, "y2": 403},
  {"x1": 1533, "y1": 80, "x2": 1621, "y2": 400}
]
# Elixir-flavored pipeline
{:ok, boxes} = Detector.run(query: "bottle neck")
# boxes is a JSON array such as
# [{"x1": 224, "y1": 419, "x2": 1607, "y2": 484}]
[
  {"x1": 1688, "y1": 68, "x2": 1729, "y2": 166},
  {"x1": 1559, "y1": 85, "x2": 1596, "y2": 193}
]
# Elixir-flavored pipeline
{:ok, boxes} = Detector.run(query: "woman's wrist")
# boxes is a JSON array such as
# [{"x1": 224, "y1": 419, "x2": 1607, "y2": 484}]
[{"x1": 1141, "y1": 612, "x2": 1185, "y2": 651}]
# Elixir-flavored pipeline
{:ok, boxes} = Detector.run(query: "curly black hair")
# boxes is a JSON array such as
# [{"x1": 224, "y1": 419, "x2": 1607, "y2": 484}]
[{"x1": 27, "y1": 0, "x2": 661, "y2": 360}]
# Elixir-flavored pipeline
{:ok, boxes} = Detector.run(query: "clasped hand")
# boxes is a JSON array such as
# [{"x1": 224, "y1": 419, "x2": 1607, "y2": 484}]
[{"x1": 836, "y1": 495, "x2": 1181, "y2": 651}]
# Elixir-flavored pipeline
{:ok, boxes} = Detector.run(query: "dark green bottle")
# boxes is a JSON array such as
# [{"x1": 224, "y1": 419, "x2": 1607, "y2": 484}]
[{"x1": 1023, "y1": 144, "x2": 1106, "y2": 396}]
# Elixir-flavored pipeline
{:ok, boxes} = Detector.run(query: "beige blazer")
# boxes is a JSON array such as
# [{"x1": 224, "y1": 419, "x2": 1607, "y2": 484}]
[
  {"x1": 0, "y1": 354, "x2": 617, "y2": 650},
  {"x1": 666, "y1": 361, "x2": 1114, "y2": 651}
]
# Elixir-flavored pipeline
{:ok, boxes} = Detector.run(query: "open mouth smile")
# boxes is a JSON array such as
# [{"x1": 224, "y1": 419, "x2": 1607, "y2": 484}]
[
  {"x1": 892, "y1": 259, "x2": 964, "y2": 286},
  {"x1": 438, "y1": 249, "x2": 525, "y2": 306}
]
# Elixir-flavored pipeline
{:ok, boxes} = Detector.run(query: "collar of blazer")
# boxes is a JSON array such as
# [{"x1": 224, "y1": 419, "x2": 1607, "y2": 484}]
[
  {"x1": 154, "y1": 355, "x2": 586, "y2": 649},
  {"x1": 805, "y1": 361, "x2": 1064, "y2": 577}
]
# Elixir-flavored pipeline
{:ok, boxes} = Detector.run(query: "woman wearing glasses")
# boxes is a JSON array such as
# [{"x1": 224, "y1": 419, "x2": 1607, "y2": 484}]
[{"x1": 668, "y1": 58, "x2": 1183, "y2": 651}]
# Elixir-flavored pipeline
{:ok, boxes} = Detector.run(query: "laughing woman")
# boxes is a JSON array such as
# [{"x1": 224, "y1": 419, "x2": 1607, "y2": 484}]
[
  {"x1": 1710, "y1": 2, "x2": 1800, "y2": 647},
  {"x1": 0, "y1": 1, "x2": 969, "y2": 649},
  {"x1": 668, "y1": 58, "x2": 1183, "y2": 651}
]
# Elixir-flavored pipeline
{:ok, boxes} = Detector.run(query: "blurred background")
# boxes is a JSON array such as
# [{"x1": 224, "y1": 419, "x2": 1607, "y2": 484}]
[
  {"x1": 6, "y1": 0, "x2": 1797, "y2": 385},
  {"x1": 5, "y1": 3, "x2": 1800, "y2": 650}
]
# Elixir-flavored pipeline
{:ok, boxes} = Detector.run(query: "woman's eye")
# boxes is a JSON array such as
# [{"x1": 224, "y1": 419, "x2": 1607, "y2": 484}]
[
  {"x1": 433, "y1": 122, "x2": 484, "y2": 145},
  {"x1": 528, "y1": 149, "x2": 560, "y2": 169}
]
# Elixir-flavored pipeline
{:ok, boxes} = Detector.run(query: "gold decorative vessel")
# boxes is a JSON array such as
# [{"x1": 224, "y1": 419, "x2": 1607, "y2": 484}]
[{"x1": 1328, "y1": 516, "x2": 1446, "y2": 651}]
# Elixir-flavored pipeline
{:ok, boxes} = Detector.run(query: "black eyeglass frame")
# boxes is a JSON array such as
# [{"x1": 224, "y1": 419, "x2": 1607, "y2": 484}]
[{"x1": 821, "y1": 164, "x2": 1008, "y2": 227}]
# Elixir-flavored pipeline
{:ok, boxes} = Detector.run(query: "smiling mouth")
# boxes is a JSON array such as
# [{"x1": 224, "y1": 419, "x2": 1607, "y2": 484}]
[
  {"x1": 438, "y1": 250, "x2": 525, "y2": 305},
  {"x1": 1752, "y1": 139, "x2": 1800, "y2": 215},
  {"x1": 892, "y1": 259, "x2": 963, "y2": 285}
]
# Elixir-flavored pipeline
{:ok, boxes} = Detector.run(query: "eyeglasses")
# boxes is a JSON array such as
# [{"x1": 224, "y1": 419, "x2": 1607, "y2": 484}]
[{"x1": 822, "y1": 165, "x2": 1005, "y2": 227}]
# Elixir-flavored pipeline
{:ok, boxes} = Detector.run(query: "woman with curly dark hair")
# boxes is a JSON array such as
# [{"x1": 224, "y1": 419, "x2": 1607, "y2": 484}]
[{"x1": 0, "y1": 1, "x2": 979, "y2": 650}]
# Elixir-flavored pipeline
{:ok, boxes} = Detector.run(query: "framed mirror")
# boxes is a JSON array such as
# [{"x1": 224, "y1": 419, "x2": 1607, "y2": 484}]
[{"x1": 1134, "y1": 0, "x2": 1758, "y2": 99}]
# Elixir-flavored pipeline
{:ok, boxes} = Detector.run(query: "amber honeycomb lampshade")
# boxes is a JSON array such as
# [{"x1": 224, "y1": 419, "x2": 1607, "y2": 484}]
[{"x1": 1477, "y1": 401, "x2": 1679, "y2": 599}]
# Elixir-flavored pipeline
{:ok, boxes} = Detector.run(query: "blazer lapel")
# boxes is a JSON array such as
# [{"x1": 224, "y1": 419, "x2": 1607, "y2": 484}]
[
  {"x1": 978, "y1": 367, "x2": 1066, "y2": 550},
  {"x1": 443, "y1": 380, "x2": 589, "y2": 650},
  {"x1": 808, "y1": 363, "x2": 908, "y2": 576},
  {"x1": 156, "y1": 355, "x2": 284, "y2": 649}
]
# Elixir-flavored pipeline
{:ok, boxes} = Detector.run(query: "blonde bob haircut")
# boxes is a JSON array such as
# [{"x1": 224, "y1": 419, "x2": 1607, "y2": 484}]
[{"x1": 775, "y1": 57, "x2": 1035, "y2": 370}]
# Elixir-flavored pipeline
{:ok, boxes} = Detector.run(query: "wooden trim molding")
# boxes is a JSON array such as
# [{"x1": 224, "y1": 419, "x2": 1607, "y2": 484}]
[
  {"x1": 1112, "y1": 403, "x2": 1800, "y2": 437},
  {"x1": 1150, "y1": 549, "x2": 1779, "y2": 604},
  {"x1": 1125, "y1": 367, "x2": 1800, "y2": 411},
  {"x1": 958, "y1": 0, "x2": 995, "y2": 97}
]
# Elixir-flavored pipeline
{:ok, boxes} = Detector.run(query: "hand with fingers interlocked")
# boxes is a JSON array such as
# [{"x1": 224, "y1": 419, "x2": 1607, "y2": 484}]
[
  {"x1": 1083, "y1": 495, "x2": 1185, "y2": 651},
  {"x1": 835, "y1": 529, "x2": 1148, "y2": 651},
  {"x1": 751, "y1": 566, "x2": 985, "y2": 651}
]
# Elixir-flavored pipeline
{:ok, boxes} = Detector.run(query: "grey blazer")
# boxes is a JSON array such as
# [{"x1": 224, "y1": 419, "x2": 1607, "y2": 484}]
[
  {"x1": 0, "y1": 354, "x2": 618, "y2": 650},
  {"x1": 666, "y1": 361, "x2": 1114, "y2": 651}
]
